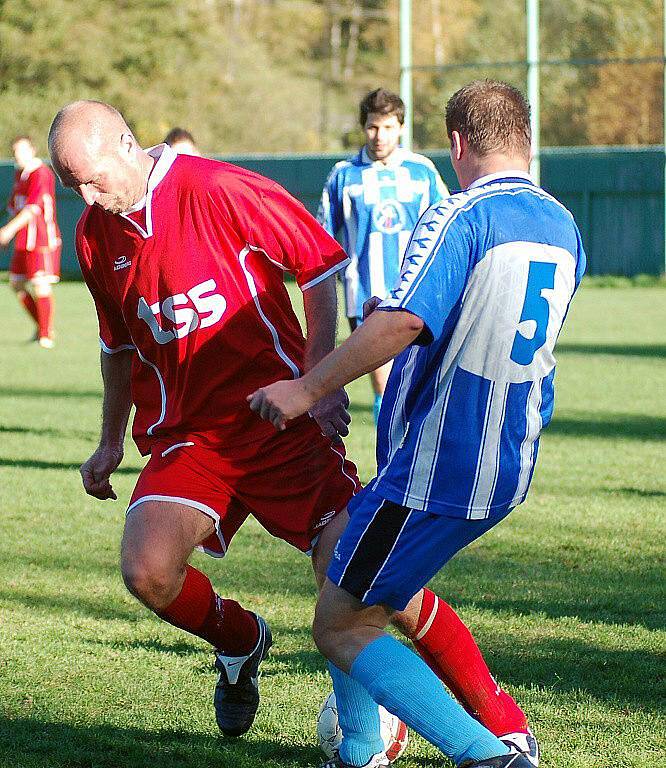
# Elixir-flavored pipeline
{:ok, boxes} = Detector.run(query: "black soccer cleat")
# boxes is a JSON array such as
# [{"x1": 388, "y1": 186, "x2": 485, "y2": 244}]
[
  {"x1": 213, "y1": 613, "x2": 272, "y2": 737},
  {"x1": 500, "y1": 728, "x2": 539, "y2": 767},
  {"x1": 459, "y1": 752, "x2": 535, "y2": 768}
]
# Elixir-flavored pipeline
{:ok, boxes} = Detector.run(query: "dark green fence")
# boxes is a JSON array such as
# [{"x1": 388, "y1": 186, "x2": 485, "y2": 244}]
[{"x1": 1, "y1": 147, "x2": 664, "y2": 276}]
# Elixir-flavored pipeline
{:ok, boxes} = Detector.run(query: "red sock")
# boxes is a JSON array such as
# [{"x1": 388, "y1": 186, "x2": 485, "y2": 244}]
[
  {"x1": 36, "y1": 295, "x2": 54, "y2": 339},
  {"x1": 18, "y1": 291, "x2": 39, "y2": 325},
  {"x1": 159, "y1": 565, "x2": 259, "y2": 656},
  {"x1": 412, "y1": 589, "x2": 528, "y2": 736}
]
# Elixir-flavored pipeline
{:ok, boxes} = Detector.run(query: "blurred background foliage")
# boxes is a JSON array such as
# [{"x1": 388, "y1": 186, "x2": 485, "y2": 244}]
[{"x1": 0, "y1": 0, "x2": 662, "y2": 155}]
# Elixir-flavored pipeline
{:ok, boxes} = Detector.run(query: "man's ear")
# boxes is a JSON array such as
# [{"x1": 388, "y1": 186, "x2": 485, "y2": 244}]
[
  {"x1": 119, "y1": 132, "x2": 134, "y2": 158},
  {"x1": 450, "y1": 131, "x2": 465, "y2": 162}
]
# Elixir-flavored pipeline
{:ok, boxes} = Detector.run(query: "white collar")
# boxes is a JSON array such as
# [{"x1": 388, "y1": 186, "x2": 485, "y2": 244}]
[
  {"x1": 467, "y1": 170, "x2": 533, "y2": 190},
  {"x1": 119, "y1": 143, "x2": 177, "y2": 238},
  {"x1": 360, "y1": 146, "x2": 407, "y2": 169}
]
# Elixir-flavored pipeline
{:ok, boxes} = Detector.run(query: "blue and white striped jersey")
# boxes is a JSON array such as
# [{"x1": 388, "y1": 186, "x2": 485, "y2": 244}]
[
  {"x1": 373, "y1": 171, "x2": 586, "y2": 520},
  {"x1": 318, "y1": 147, "x2": 448, "y2": 319}
]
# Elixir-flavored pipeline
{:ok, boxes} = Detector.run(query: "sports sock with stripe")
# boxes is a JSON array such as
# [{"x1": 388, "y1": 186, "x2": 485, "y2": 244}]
[{"x1": 413, "y1": 590, "x2": 528, "y2": 736}]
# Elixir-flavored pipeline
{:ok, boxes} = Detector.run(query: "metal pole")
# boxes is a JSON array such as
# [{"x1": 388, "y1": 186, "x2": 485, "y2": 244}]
[
  {"x1": 400, "y1": 0, "x2": 413, "y2": 150},
  {"x1": 663, "y1": 0, "x2": 665, "y2": 272},
  {"x1": 527, "y1": 0, "x2": 540, "y2": 184}
]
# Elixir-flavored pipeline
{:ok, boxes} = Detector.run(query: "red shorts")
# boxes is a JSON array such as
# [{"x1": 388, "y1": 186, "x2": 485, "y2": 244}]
[
  {"x1": 128, "y1": 420, "x2": 361, "y2": 557},
  {"x1": 10, "y1": 247, "x2": 61, "y2": 282}
]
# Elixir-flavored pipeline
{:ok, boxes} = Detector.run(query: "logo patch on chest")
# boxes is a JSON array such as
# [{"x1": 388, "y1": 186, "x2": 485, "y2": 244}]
[
  {"x1": 373, "y1": 199, "x2": 406, "y2": 235},
  {"x1": 114, "y1": 255, "x2": 132, "y2": 271}
]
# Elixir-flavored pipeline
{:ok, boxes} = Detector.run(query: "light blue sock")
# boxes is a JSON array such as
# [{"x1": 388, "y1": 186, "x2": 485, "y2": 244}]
[
  {"x1": 373, "y1": 394, "x2": 382, "y2": 425},
  {"x1": 329, "y1": 662, "x2": 384, "y2": 766},
  {"x1": 350, "y1": 635, "x2": 509, "y2": 766}
]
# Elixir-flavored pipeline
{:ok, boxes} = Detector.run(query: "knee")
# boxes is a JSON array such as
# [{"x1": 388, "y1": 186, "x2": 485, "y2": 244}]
[
  {"x1": 312, "y1": 605, "x2": 340, "y2": 660},
  {"x1": 121, "y1": 553, "x2": 180, "y2": 612},
  {"x1": 30, "y1": 279, "x2": 51, "y2": 298}
]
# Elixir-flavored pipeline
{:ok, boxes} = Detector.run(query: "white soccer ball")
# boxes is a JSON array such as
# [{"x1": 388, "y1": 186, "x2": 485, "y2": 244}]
[{"x1": 316, "y1": 691, "x2": 409, "y2": 762}]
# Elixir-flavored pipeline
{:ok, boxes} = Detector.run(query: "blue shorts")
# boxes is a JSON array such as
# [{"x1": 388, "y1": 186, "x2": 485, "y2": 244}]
[{"x1": 327, "y1": 487, "x2": 511, "y2": 611}]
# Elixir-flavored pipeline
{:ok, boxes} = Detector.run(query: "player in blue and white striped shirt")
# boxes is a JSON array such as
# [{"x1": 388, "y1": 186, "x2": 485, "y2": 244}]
[
  {"x1": 318, "y1": 89, "x2": 448, "y2": 422},
  {"x1": 251, "y1": 80, "x2": 585, "y2": 768}
]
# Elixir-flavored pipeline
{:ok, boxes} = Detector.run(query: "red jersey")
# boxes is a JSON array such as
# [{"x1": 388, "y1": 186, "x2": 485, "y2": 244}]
[
  {"x1": 8, "y1": 161, "x2": 61, "y2": 252},
  {"x1": 76, "y1": 145, "x2": 349, "y2": 455}
]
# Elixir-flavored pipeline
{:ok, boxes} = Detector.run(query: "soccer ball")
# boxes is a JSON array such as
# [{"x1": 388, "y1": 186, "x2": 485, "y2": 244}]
[{"x1": 316, "y1": 691, "x2": 409, "y2": 762}]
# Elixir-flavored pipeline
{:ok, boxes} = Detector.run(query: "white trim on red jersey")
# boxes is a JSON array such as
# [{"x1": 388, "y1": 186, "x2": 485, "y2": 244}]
[
  {"x1": 134, "y1": 345, "x2": 168, "y2": 435},
  {"x1": 238, "y1": 244, "x2": 301, "y2": 379},
  {"x1": 119, "y1": 144, "x2": 177, "y2": 239},
  {"x1": 99, "y1": 337, "x2": 136, "y2": 354},
  {"x1": 301, "y1": 257, "x2": 350, "y2": 291}
]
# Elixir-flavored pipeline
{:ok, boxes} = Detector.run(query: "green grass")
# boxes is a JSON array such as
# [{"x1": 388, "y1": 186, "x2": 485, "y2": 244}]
[{"x1": 0, "y1": 281, "x2": 664, "y2": 768}]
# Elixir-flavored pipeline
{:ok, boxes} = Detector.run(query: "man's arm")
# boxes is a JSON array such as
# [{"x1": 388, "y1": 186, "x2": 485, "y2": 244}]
[
  {"x1": 80, "y1": 349, "x2": 133, "y2": 500},
  {"x1": 0, "y1": 207, "x2": 36, "y2": 246},
  {"x1": 249, "y1": 308, "x2": 423, "y2": 431},
  {"x1": 301, "y1": 274, "x2": 351, "y2": 439}
]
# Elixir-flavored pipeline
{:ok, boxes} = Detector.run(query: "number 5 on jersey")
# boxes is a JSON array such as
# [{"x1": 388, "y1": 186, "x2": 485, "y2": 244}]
[{"x1": 510, "y1": 261, "x2": 557, "y2": 366}]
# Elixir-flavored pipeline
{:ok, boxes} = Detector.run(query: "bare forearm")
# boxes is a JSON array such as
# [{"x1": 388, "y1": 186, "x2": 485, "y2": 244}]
[
  {"x1": 1, "y1": 207, "x2": 36, "y2": 241},
  {"x1": 99, "y1": 350, "x2": 133, "y2": 447},
  {"x1": 302, "y1": 275, "x2": 338, "y2": 372},
  {"x1": 300, "y1": 310, "x2": 423, "y2": 404}
]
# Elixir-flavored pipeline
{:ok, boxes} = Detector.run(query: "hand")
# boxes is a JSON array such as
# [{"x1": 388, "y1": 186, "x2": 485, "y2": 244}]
[
  {"x1": 362, "y1": 295, "x2": 382, "y2": 320},
  {"x1": 248, "y1": 379, "x2": 314, "y2": 431},
  {"x1": 80, "y1": 443, "x2": 124, "y2": 500},
  {"x1": 308, "y1": 388, "x2": 351, "y2": 442},
  {"x1": 0, "y1": 227, "x2": 11, "y2": 247}
]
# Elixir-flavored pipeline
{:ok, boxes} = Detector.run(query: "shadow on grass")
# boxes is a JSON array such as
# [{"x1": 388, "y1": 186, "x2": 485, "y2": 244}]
[
  {"x1": 602, "y1": 486, "x2": 666, "y2": 499},
  {"x1": 0, "y1": 717, "x2": 316, "y2": 768},
  {"x1": 5, "y1": 552, "x2": 120, "y2": 581},
  {"x1": 90, "y1": 627, "x2": 326, "y2": 677},
  {"x1": 0, "y1": 386, "x2": 101, "y2": 399},
  {"x1": 0, "y1": 587, "x2": 142, "y2": 624},
  {"x1": 482, "y1": 637, "x2": 665, "y2": 711},
  {"x1": 0, "y1": 457, "x2": 141, "y2": 473},
  {"x1": 546, "y1": 413, "x2": 666, "y2": 441},
  {"x1": 0, "y1": 424, "x2": 96, "y2": 440},
  {"x1": 557, "y1": 342, "x2": 666, "y2": 358}
]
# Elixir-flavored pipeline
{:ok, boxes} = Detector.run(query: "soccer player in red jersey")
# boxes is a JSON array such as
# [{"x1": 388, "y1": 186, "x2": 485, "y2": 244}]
[
  {"x1": 1, "y1": 136, "x2": 61, "y2": 348},
  {"x1": 48, "y1": 101, "x2": 531, "y2": 757}
]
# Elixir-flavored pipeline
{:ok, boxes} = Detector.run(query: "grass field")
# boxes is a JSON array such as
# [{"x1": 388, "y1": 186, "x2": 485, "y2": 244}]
[{"x1": 0, "y1": 280, "x2": 664, "y2": 768}]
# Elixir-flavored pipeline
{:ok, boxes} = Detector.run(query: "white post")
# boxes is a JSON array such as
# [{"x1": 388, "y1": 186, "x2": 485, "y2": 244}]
[
  {"x1": 527, "y1": 0, "x2": 540, "y2": 184},
  {"x1": 400, "y1": 0, "x2": 413, "y2": 150},
  {"x1": 663, "y1": 0, "x2": 665, "y2": 271}
]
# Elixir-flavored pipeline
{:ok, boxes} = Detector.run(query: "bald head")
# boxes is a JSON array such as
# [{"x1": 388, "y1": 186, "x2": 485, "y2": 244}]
[
  {"x1": 48, "y1": 100, "x2": 130, "y2": 158},
  {"x1": 48, "y1": 100, "x2": 153, "y2": 214}
]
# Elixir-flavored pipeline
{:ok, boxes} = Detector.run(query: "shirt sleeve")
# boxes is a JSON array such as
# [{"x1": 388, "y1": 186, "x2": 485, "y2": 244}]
[
  {"x1": 428, "y1": 164, "x2": 449, "y2": 206},
  {"x1": 574, "y1": 224, "x2": 587, "y2": 289},
  {"x1": 252, "y1": 181, "x2": 349, "y2": 290},
  {"x1": 24, "y1": 167, "x2": 48, "y2": 213},
  {"x1": 76, "y1": 218, "x2": 134, "y2": 353},
  {"x1": 379, "y1": 205, "x2": 472, "y2": 343},
  {"x1": 316, "y1": 165, "x2": 344, "y2": 238}
]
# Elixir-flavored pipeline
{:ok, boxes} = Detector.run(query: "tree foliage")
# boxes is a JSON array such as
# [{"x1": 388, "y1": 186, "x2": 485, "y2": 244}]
[{"x1": 0, "y1": 0, "x2": 662, "y2": 155}]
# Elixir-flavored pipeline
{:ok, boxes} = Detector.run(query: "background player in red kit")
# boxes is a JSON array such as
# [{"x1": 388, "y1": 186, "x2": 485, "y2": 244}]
[
  {"x1": 1, "y1": 136, "x2": 61, "y2": 348},
  {"x1": 48, "y1": 101, "x2": 533, "y2": 758}
]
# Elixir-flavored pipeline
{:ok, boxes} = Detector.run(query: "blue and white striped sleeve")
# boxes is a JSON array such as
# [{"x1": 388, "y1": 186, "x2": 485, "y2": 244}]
[
  {"x1": 317, "y1": 165, "x2": 344, "y2": 238},
  {"x1": 379, "y1": 205, "x2": 472, "y2": 343},
  {"x1": 428, "y1": 164, "x2": 449, "y2": 205}
]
